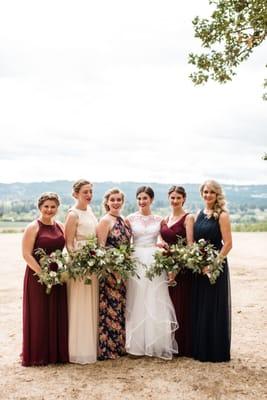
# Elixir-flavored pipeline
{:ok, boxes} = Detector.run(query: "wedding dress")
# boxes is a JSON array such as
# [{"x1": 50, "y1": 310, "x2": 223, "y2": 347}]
[{"x1": 126, "y1": 212, "x2": 178, "y2": 359}]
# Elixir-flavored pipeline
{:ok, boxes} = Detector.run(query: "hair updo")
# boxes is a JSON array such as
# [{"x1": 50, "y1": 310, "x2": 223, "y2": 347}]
[
  {"x1": 37, "y1": 192, "x2": 60, "y2": 209},
  {"x1": 72, "y1": 179, "x2": 92, "y2": 195},
  {"x1": 168, "y1": 185, "x2": 186, "y2": 206},
  {"x1": 103, "y1": 188, "x2": 125, "y2": 212},
  {"x1": 200, "y1": 180, "x2": 227, "y2": 219},
  {"x1": 168, "y1": 185, "x2": 186, "y2": 198},
  {"x1": 136, "y1": 186, "x2": 154, "y2": 200}
]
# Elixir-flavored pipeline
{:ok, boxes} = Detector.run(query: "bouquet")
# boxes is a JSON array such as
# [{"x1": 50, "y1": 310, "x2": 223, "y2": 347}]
[
  {"x1": 68, "y1": 236, "x2": 106, "y2": 284},
  {"x1": 35, "y1": 237, "x2": 139, "y2": 293},
  {"x1": 146, "y1": 237, "x2": 187, "y2": 280},
  {"x1": 184, "y1": 239, "x2": 225, "y2": 284},
  {"x1": 68, "y1": 239, "x2": 138, "y2": 284},
  {"x1": 98, "y1": 244, "x2": 139, "y2": 284},
  {"x1": 35, "y1": 248, "x2": 69, "y2": 294}
]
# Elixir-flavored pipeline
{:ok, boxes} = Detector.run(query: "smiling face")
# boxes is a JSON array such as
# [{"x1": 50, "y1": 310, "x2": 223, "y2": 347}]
[
  {"x1": 137, "y1": 192, "x2": 153, "y2": 213},
  {"x1": 201, "y1": 185, "x2": 217, "y2": 208},
  {"x1": 75, "y1": 184, "x2": 93, "y2": 206},
  {"x1": 107, "y1": 193, "x2": 124, "y2": 214},
  {"x1": 39, "y1": 199, "x2": 58, "y2": 220},
  {"x1": 168, "y1": 191, "x2": 185, "y2": 210}
]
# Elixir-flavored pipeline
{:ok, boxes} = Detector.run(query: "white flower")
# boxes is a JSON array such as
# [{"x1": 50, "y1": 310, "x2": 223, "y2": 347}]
[
  {"x1": 49, "y1": 271, "x2": 57, "y2": 277},
  {"x1": 96, "y1": 249, "x2": 106, "y2": 257}
]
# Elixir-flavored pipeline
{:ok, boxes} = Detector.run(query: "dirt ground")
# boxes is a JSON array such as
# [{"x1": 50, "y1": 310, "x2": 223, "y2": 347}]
[{"x1": 0, "y1": 232, "x2": 266, "y2": 400}]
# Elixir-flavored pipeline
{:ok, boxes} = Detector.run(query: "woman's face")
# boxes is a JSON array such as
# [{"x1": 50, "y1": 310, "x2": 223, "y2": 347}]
[
  {"x1": 202, "y1": 185, "x2": 217, "y2": 207},
  {"x1": 107, "y1": 193, "x2": 123, "y2": 214},
  {"x1": 168, "y1": 191, "x2": 185, "y2": 210},
  {"x1": 76, "y1": 184, "x2": 93, "y2": 204},
  {"x1": 39, "y1": 200, "x2": 58, "y2": 219},
  {"x1": 137, "y1": 192, "x2": 153, "y2": 211}
]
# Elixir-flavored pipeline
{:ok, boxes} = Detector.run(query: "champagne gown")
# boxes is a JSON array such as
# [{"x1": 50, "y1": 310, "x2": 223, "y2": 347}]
[{"x1": 67, "y1": 206, "x2": 99, "y2": 364}]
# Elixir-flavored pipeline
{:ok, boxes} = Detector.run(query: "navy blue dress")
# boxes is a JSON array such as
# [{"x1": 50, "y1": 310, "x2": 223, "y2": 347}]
[{"x1": 192, "y1": 210, "x2": 231, "y2": 362}]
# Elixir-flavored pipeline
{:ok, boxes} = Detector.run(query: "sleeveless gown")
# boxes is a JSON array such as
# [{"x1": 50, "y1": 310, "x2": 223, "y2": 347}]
[
  {"x1": 160, "y1": 214, "x2": 193, "y2": 357},
  {"x1": 22, "y1": 220, "x2": 68, "y2": 366},
  {"x1": 67, "y1": 206, "x2": 99, "y2": 364},
  {"x1": 192, "y1": 210, "x2": 231, "y2": 362},
  {"x1": 126, "y1": 213, "x2": 178, "y2": 360},
  {"x1": 98, "y1": 216, "x2": 132, "y2": 360}
]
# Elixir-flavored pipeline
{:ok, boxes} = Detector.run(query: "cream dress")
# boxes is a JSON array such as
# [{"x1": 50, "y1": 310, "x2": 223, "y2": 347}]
[{"x1": 67, "y1": 206, "x2": 99, "y2": 364}]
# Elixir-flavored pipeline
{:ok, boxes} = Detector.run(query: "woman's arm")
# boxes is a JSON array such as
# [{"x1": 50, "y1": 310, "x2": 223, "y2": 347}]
[
  {"x1": 219, "y1": 212, "x2": 232, "y2": 257},
  {"x1": 184, "y1": 214, "x2": 194, "y2": 245},
  {"x1": 96, "y1": 217, "x2": 110, "y2": 246},
  {"x1": 22, "y1": 222, "x2": 42, "y2": 274},
  {"x1": 65, "y1": 211, "x2": 78, "y2": 253}
]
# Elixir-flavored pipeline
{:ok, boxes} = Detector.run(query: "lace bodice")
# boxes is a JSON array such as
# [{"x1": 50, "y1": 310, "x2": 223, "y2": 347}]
[
  {"x1": 127, "y1": 212, "x2": 162, "y2": 247},
  {"x1": 69, "y1": 206, "x2": 97, "y2": 249}
]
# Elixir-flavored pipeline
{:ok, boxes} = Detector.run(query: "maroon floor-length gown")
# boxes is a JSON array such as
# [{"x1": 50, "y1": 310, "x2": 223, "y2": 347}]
[
  {"x1": 22, "y1": 220, "x2": 69, "y2": 366},
  {"x1": 160, "y1": 214, "x2": 193, "y2": 357}
]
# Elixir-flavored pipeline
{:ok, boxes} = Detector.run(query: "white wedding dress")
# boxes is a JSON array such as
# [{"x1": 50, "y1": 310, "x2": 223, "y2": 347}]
[{"x1": 126, "y1": 212, "x2": 178, "y2": 359}]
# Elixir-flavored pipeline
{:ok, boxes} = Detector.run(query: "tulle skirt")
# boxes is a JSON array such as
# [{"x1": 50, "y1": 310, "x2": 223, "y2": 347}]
[{"x1": 126, "y1": 245, "x2": 178, "y2": 360}]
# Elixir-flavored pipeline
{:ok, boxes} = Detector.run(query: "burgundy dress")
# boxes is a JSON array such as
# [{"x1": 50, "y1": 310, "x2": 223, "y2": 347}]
[
  {"x1": 160, "y1": 214, "x2": 193, "y2": 357},
  {"x1": 22, "y1": 220, "x2": 69, "y2": 366}
]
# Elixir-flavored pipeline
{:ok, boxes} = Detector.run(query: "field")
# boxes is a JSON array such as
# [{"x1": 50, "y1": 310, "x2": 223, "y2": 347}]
[{"x1": 0, "y1": 233, "x2": 266, "y2": 400}]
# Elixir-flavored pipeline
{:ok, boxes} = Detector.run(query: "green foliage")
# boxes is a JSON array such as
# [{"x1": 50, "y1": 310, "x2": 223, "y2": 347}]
[
  {"x1": 233, "y1": 220, "x2": 267, "y2": 231},
  {"x1": 189, "y1": 0, "x2": 267, "y2": 94}
]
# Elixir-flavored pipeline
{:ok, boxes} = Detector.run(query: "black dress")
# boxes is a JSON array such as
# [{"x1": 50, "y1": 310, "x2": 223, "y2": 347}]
[{"x1": 192, "y1": 210, "x2": 231, "y2": 362}]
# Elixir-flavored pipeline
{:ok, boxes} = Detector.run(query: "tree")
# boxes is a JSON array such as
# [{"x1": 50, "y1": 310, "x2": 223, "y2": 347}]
[
  {"x1": 263, "y1": 153, "x2": 267, "y2": 160},
  {"x1": 189, "y1": 0, "x2": 267, "y2": 98}
]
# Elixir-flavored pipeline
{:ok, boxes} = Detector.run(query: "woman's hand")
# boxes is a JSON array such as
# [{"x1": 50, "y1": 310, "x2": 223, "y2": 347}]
[
  {"x1": 156, "y1": 242, "x2": 169, "y2": 249},
  {"x1": 167, "y1": 271, "x2": 177, "y2": 285},
  {"x1": 202, "y1": 265, "x2": 210, "y2": 275}
]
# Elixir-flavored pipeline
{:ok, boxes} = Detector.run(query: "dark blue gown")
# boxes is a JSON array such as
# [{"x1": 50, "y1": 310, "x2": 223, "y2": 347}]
[{"x1": 192, "y1": 210, "x2": 231, "y2": 362}]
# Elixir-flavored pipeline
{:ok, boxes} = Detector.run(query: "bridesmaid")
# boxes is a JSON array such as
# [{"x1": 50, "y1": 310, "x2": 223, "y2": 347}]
[
  {"x1": 96, "y1": 188, "x2": 131, "y2": 360},
  {"x1": 192, "y1": 180, "x2": 232, "y2": 362},
  {"x1": 22, "y1": 192, "x2": 68, "y2": 366},
  {"x1": 65, "y1": 179, "x2": 98, "y2": 364},
  {"x1": 160, "y1": 185, "x2": 194, "y2": 357}
]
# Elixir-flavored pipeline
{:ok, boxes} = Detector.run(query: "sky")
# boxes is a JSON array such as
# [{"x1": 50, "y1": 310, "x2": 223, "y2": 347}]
[{"x1": 0, "y1": 0, "x2": 266, "y2": 185}]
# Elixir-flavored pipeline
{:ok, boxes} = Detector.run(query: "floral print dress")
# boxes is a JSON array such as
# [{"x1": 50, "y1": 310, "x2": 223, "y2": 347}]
[{"x1": 98, "y1": 216, "x2": 132, "y2": 360}]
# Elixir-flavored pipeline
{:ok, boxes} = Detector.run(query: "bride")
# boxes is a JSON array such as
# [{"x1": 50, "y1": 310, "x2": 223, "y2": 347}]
[{"x1": 125, "y1": 186, "x2": 178, "y2": 359}]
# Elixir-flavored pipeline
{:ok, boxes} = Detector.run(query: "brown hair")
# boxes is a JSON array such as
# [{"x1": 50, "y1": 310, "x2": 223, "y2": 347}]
[
  {"x1": 37, "y1": 192, "x2": 60, "y2": 209},
  {"x1": 168, "y1": 185, "x2": 186, "y2": 198},
  {"x1": 103, "y1": 188, "x2": 125, "y2": 212},
  {"x1": 200, "y1": 180, "x2": 227, "y2": 219},
  {"x1": 136, "y1": 186, "x2": 154, "y2": 200},
  {"x1": 72, "y1": 179, "x2": 92, "y2": 195},
  {"x1": 168, "y1": 185, "x2": 186, "y2": 206}
]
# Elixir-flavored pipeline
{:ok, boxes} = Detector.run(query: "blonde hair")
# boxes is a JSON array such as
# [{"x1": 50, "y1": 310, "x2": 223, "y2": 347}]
[
  {"x1": 103, "y1": 188, "x2": 125, "y2": 212},
  {"x1": 37, "y1": 192, "x2": 60, "y2": 209},
  {"x1": 72, "y1": 179, "x2": 92, "y2": 195},
  {"x1": 200, "y1": 180, "x2": 227, "y2": 219}
]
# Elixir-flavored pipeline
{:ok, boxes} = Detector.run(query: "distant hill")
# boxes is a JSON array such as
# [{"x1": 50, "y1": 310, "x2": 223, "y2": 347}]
[{"x1": 0, "y1": 181, "x2": 266, "y2": 209}]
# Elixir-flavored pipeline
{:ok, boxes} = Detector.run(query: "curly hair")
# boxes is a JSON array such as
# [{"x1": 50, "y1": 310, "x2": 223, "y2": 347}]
[
  {"x1": 200, "y1": 180, "x2": 227, "y2": 219},
  {"x1": 103, "y1": 188, "x2": 125, "y2": 212}
]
